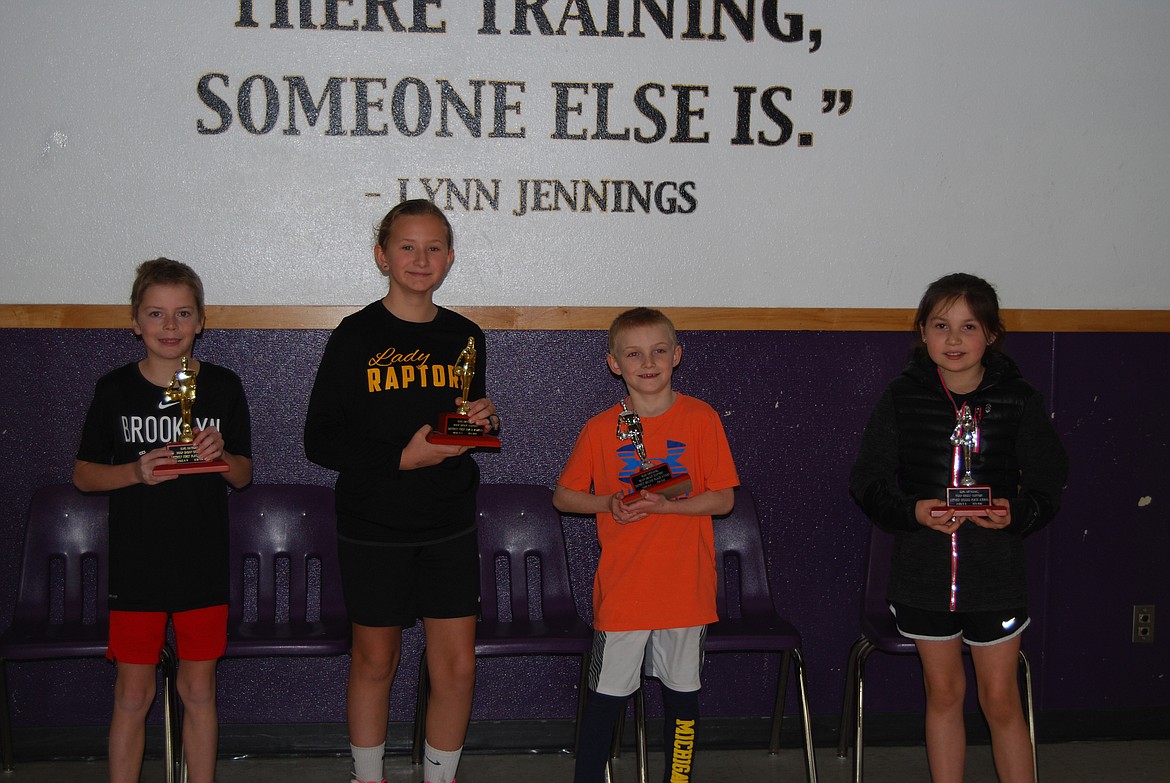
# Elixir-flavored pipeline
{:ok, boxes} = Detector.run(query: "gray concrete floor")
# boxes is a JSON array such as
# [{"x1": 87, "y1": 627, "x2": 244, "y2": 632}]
[{"x1": 8, "y1": 740, "x2": 1169, "y2": 782}]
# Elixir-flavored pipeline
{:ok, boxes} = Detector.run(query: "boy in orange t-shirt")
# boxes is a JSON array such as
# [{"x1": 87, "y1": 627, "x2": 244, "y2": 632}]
[{"x1": 554, "y1": 308, "x2": 739, "y2": 783}]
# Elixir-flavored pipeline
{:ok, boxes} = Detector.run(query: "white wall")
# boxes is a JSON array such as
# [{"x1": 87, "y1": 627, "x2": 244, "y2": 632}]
[{"x1": 2, "y1": 1, "x2": 1167, "y2": 309}]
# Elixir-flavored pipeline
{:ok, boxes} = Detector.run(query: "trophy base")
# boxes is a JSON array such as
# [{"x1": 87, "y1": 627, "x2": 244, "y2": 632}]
[
  {"x1": 932, "y1": 485, "x2": 994, "y2": 513},
  {"x1": 155, "y1": 460, "x2": 230, "y2": 476},
  {"x1": 621, "y1": 466, "x2": 693, "y2": 504},
  {"x1": 155, "y1": 442, "x2": 229, "y2": 476},
  {"x1": 426, "y1": 413, "x2": 501, "y2": 448}
]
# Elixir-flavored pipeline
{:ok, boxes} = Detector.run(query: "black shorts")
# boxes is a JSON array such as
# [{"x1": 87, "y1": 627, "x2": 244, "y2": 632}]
[
  {"x1": 891, "y1": 602, "x2": 1029, "y2": 646},
  {"x1": 338, "y1": 528, "x2": 480, "y2": 628}
]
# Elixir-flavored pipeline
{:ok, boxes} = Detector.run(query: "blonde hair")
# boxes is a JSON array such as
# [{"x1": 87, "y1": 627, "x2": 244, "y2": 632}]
[
  {"x1": 607, "y1": 307, "x2": 677, "y2": 354},
  {"x1": 130, "y1": 258, "x2": 205, "y2": 317},
  {"x1": 374, "y1": 199, "x2": 454, "y2": 250}
]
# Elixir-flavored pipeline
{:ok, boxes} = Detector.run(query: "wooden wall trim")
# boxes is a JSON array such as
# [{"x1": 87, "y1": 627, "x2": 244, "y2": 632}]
[{"x1": 2, "y1": 304, "x2": 1168, "y2": 332}]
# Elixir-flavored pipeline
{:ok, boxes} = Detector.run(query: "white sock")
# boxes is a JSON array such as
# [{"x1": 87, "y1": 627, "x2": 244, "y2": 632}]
[
  {"x1": 422, "y1": 740, "x2": 462, "y2": 783},
  {"x1": 350, "y1": 742, "x2": 385, "y2": 783}
]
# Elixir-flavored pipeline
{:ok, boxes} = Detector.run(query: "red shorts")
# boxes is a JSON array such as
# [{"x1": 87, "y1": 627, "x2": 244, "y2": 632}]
[{"x1": 107, "y1": 605, "x2": 228, "y2": 664}]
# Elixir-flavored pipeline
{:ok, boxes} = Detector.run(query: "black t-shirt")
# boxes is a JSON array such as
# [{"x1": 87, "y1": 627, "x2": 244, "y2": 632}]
[
  {"x1": 76, "y1": 361, "x2": 252, "y2": 611},
  {"x1": 304, "y1": 302, "x2": 486, "y2": 544}
]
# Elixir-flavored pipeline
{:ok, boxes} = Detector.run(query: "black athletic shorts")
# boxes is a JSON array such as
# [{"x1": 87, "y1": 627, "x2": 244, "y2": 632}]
[
  {"x1": 891, "y1": 602, "x2": 1029, "y2": 646},
  {"x1": 338, "y1": 527, "x2": 480, "y2": 628}
]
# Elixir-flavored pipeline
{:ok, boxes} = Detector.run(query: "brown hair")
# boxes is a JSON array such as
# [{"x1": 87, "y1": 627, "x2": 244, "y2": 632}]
[
  {"x1": 607, "y1": 307, "x2": 678, "y2": 354},
  {"x1": 130, "y1": 257, "x2": 205, "y2": 318},
  {"x1": 913, "y1": 272, "x2": 1005, "y2": 350},
  {"x1": 374, "y1": 198, "x2": 454, "y2": 250}
]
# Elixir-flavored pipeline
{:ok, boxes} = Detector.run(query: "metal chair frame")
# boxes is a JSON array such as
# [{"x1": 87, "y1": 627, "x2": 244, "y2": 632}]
[{"x1": 836, "y1": 525, "x2": 1037, "y2": 783}]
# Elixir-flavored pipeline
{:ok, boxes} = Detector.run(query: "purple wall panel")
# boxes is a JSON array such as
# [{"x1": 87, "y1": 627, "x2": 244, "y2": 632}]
[
  {"x1": 1, "y1": 327, "x2": 1166, "y2": 730},
  {"x1": 1040, "y1": 333, "x2": 1170, "y2": 711}
]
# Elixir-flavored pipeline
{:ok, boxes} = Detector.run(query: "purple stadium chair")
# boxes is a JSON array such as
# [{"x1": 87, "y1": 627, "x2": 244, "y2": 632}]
[
  {"x1": 411, "y1": 483, "x2": 593, "y2": 764},
  {"x1": 167, "y1": 484, "x2": 348, "y2": 780},
  {"x1": 621, "y1": 486, "x2": 818, "y2": 783},
  {"x1": 836, "y1": 525, "x2": 1036, "y2": 783},
  {"x1": 707, "y1": 487, "x2": 817, "y2": 779},
  {"x1": 224, "y1": 483, "x2": 349, "y2": 659},
  {"x1": 0, "y1": 484, "x2": 179, "y2": 780}
]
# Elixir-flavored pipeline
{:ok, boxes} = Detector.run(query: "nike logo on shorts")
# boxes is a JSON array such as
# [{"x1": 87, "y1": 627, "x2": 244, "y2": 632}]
[{"x1": 1001, "y1": 617, "x2": 1018, "y2": 630}]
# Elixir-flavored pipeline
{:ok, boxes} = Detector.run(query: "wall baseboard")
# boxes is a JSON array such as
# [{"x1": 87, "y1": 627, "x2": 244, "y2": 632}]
[{"x1": 8, "y1": 709, "x2": 1169, "y2": 763}]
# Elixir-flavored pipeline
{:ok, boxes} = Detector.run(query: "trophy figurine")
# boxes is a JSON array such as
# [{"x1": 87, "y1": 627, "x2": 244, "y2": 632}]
[
  {"x1": 616, "y1": 399, "x2": 692, "y2": 503},
  {"x1": 154, "y1": 356, "x2": 229, "y2": 475},
  {"x1": 935, "y1": 402, "x2": 992, "y2": 511},
  {"x1": 425, "y1": 337, "x2": 501, "y2": 448}
]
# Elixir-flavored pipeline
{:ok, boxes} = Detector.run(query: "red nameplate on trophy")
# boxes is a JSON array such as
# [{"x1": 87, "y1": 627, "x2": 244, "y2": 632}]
[
  {"x1": 621, "y1": 462, "x2": 693, "y2": 504},
  {"x1": 154, "y1": 442, "x2": 230, "y2": 476},
  {"x1": 426, "y1": 413, "x2": 501, "y2": 448}
]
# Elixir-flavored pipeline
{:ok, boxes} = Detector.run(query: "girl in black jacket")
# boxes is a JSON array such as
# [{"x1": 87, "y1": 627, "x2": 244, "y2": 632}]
[{"x1": 851, "y1": 273, "x2": 1067, "y2": 783}]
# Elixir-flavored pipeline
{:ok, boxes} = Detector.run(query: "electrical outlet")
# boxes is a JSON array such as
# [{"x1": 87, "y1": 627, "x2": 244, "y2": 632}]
[{"x1": 1132, "y1": 604, "x2": 1155, "y2": 643}]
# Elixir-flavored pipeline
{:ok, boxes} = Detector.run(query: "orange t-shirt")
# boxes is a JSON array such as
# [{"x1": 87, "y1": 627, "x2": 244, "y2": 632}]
[{"x1": 558, "y1": 394, "x2": 739, "y2": 631}]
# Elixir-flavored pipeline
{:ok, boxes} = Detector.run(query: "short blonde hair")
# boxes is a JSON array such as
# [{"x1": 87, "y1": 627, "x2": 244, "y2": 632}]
[
  {"x1": 607, "y1": 307, "x2": 677, "y2": 354},
  {"x1": 130, "y1": 258, "x2": 205, "y2": 317}
]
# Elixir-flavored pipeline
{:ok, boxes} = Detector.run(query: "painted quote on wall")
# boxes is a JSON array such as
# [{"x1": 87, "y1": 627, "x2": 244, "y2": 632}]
[{"x1": 198, "y1": 1, "x2": 854, "y2": 218}]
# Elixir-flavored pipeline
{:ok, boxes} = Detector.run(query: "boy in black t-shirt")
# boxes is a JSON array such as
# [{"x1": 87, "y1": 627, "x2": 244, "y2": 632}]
[{"x1": 74, "y1": 258, "x2": 252, "y2": 783}]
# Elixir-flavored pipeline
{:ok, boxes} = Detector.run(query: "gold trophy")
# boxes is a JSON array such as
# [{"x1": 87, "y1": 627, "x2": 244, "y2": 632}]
[
  {"x1": 425, "y1": 337, "x2": 501, "y2": 448},
  {"x1": 934, "y1": 402, "x2": 991, "y2": 511},
  {"x1": 616, "y1": 399, "x2": 692, "y2": 503},
  {"x1": 153, "y1": 356, "x2": 229, "y2": 475}
]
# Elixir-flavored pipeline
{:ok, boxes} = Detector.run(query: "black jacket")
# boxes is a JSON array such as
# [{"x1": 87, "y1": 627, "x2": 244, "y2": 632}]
[{"x1": 850, "y1": 350, "x2": 1068, "y2": 611}]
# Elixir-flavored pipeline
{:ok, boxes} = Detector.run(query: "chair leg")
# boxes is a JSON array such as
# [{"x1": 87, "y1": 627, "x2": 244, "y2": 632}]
[
  {"x1": 852, "y1": 643, "x2": 875, "y2": 783},
  {"x1": 611, "y1": 702, "x2": 625, "y2": 760},
  {"x1": 770, "y1": 650, "x2": 792, "y2": 754},
  {"x1": 837, "y1": 636, "x2": 868, "y2": 758},
  {"x1": 574, "y1": 652, "x2": 590, "y2": 756},
  {"x1": 0, "y1": 661, "x2": 13, "y2": 772},
  {"x1": 1018, "y1": 650, "x2": 1037, "y2": 783},
  {"x1": 604, "y1": 703, "x2": 623, "y2": 783},
  {"x1": 788, "y1": 649, "x2": 818, "y2": 783},
  {"x1": 607, "y1": 685, "x2": 647, "y2": 783},
  {"x1": 608, "y1": 692, "x2": 628, "y2": 783},
  {"x1": 634, "y1": 686, "x2": 647, "y2": 783},
  {"x1": 411, "y1": 652, "x2": 430, "y2": 765},
  {"x1": 160, "y1": 645, "x2": 180, "y2": 783}
]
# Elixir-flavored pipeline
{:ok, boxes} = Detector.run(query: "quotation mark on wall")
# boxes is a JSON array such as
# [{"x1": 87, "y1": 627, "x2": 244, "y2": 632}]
[{"x1": 822, "y1": 89, "x2": 853, "y2": 115}]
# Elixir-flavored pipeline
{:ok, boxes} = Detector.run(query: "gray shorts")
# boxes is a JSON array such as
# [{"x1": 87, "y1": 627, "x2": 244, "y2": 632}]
[{"x1": 588, "y1": 626, "x2": 707, "y2": 697}]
